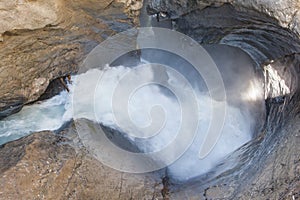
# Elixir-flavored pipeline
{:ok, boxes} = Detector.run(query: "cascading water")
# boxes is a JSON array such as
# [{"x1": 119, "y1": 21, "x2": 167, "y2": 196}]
[
  {"x1": 0, "y1": 0, "x2": 267, "y2": 183},
  {"x1": 0, "y1": 1, "x2": 299, "y2": 198},
  {"x1": 0, "y1": 92, "x2": 71, "y2": 145},
  {"x1": 0, "y1": 41, "x2": 265, "y2": 182}
]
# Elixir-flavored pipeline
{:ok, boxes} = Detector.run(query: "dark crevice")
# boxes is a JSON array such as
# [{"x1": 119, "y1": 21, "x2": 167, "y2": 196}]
[{"x1": 37, "y1": 76, "x2": 71, "y2": 102}]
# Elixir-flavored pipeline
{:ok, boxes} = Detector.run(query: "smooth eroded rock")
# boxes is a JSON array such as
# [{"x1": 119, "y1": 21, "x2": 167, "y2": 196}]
[
  {"x1": 0, "y1": 0, "x2": 136, "y2": 117},
  {"x1": 148, "y1": 0, "x2": 300, "y2": 36},
  {"x1": 0, "y1": 124, "x2": 164, "y2": 200}
]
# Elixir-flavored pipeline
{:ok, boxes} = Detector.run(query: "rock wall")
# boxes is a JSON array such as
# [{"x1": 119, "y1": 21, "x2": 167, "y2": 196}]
[
  {"x1": 146, "y1": 0, "x2": 300, "y2": 199},
  {"x1": 0, "y1": 0, "x2": 299, "y2": 199},
  {"x1": 0, "y1": 0, "x2": 61, "y2": 40},
  {"x1": 170, "y1": 54, "x2": 300, "y2": 199},
  {"x1": 148, "y1": 0, "x2": 300, "y2": 36},
  {"x1": 0, "y1": 121, "x2": 164, "y2": 199},
  {"x1": 0, "y1": 0, "x2": 136, "y2": 118}
]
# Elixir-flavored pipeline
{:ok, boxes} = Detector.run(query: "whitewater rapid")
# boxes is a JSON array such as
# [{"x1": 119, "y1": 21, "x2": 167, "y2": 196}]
[{"x1": 0, "y1": 60, "x2": 262, "y2": 181}]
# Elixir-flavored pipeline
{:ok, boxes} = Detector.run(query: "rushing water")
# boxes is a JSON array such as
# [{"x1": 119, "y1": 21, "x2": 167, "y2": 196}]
[
  {"x1": 0, "y1": 91, "x2": 71, "y2": 145},
  {"x1": 0, "y1": 45, "x2": 266, "y2": 181},
  {"x1": 0, "y1": 0, "x2": 268, "y2": 182}
]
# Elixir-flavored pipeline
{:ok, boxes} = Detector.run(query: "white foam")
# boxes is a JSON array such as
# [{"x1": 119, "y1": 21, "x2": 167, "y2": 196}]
[
  {"x1": 0, "y1": 91, "x2": 71, "y2": 144},
  {"x1": 70, "y1": 65, "x2": 252, "y2": 181},
  {"x1": 0, "y1": 64, "x2": 253, "y2": 181}
]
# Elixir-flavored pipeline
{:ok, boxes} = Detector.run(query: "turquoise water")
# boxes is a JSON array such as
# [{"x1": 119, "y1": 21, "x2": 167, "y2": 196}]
[{"x1": 0, "y1": 91, "x2": 71, "y2": 145}]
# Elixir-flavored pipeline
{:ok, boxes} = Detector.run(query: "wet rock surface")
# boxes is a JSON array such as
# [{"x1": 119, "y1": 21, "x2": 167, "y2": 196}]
[
  {"x1": 174, "y1": 4, "x2": 300, "y2": 66},
  {"x1": 166, "y1": 54, "x2": 300, "y2": 199},
  {"x1": 0, "y1": 97, "x2": 25, "y2": 119},
  {"x1": 146, "y1": 1, "x2": 300, "y2": 199},
  {"x1": 148, "y1": 0, "x2": 300, "y2": 36},
  {"x1": 0, "y1": 121, "x2": 164, "y2": 200}
]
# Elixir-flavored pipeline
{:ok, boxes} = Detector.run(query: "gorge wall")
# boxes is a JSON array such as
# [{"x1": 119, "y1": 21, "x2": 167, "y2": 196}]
[
  {"x1": 0, "y1": 0, "x2": 299, "y2": 199},
  {"x1": 0, "y1": 0, "x2": 139, "y2": 119},
  {"x1": 146, "y1": 0, "x2": 300, "y2": 199}
]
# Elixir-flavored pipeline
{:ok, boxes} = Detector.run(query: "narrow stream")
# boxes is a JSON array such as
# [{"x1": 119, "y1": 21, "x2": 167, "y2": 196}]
[{"x1": 0, "y1": 91, "x2": 71, "y2": 145}]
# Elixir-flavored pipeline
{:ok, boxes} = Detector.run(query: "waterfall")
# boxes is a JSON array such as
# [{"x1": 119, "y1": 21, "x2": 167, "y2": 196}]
[{"x1": 0, "y1": 3, "x2": 265, "y2": 182}]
